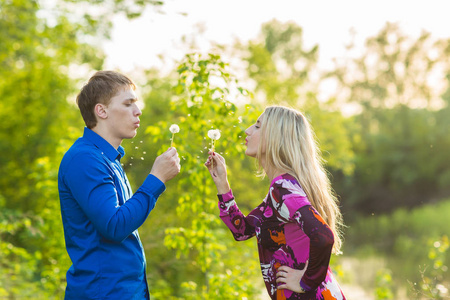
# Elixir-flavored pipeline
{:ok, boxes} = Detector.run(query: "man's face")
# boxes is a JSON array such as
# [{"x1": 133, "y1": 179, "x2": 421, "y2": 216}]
[{"x1": 104, "y1": 87, "x2": 142, "y2": 141}]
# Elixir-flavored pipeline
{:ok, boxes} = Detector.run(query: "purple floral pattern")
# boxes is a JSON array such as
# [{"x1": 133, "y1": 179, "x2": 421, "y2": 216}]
[{"x1": 218, "y1": 174, "x2": 346, "y2": 300}]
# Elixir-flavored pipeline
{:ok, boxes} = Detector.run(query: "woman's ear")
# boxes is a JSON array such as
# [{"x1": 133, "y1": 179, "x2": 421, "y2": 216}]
[{"x1": 95, "y1": 103, "x2": 108, "y2": 119}]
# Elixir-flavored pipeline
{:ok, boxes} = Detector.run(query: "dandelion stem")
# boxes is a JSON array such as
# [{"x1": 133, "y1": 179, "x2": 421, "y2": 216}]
[{"x1": 211, "y1": 140, "x2": 215, "y2": 172}]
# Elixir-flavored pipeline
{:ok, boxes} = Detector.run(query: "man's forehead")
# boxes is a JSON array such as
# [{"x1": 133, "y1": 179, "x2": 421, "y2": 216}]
[{"x1": 111, "y1": 87, "x2": 137, "y2": 101}]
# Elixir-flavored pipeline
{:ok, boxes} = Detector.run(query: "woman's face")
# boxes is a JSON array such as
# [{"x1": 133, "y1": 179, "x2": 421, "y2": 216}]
[{"x1": 244, "y1": 114, "x2": 265, "y2": 158}]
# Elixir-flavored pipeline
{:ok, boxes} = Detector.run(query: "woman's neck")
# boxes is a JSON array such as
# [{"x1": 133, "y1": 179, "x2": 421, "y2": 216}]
[
  {"x1": 266, "y1": 167, "x2": 288, "y2": 181},
  {"x1": 260, "y1": 158, "x2": 287, "y2": 181}
]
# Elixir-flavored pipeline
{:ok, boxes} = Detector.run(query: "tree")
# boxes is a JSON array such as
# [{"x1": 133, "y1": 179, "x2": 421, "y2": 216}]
[
  {"x1": 238, "y1": 19, "x2": 355, "y2": 184},
  {"x1": 0, "y1": 0, "x2": 168, "y2": 297},
  {"x1": 140, "y1": 53, "x2": 264, "y2": 299},
  {"x1": 328, "y1": 23, "x2": 450, "y2": 214}
]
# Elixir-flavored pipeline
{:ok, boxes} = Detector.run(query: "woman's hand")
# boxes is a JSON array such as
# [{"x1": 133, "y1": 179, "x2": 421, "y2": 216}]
[
  {"x1": 204, "y1": 151, "x2": 230, "y2": 194},
  {"x1": 276, "y1": 265, "x2": 307, "y2": 293}
]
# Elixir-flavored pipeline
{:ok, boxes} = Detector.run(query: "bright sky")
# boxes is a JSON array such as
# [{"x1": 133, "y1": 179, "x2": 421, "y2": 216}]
[{"x1": 103, "y1": 0, "x2": 450, "y2": 74}]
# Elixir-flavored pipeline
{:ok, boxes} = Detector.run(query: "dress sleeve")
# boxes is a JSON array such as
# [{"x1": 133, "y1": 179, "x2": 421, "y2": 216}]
[
  {"x1": 293, "y1": 205, "x2": 334, "y2": 292},
  {"x1": 217, "y1": 190, "x2": 256, "y2": 241}
]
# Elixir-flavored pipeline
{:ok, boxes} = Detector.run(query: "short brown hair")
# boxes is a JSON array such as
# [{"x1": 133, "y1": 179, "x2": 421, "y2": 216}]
[{"x1": 76, "y1": 70, "x2": 136, "y2": 129}]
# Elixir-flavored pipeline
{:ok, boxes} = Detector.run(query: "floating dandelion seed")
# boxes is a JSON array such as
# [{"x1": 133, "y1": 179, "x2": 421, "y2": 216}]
[{"x1": 169, "y1": 124, "x2": 180, "y2": 147}]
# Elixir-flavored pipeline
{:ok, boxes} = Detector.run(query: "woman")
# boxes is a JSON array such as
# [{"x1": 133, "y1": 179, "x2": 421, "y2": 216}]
[{"x1": 205, "y1": 105, "x2": 346, "y2": 300}]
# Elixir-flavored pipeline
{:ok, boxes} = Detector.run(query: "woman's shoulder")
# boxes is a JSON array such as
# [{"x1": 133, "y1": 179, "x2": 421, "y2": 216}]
[
  {"x1": 270, "y1": 173, "x2": 311, "y2": 208},
  {"x1": 270, "y1": 174, "x2": 305, "y2": 195}
]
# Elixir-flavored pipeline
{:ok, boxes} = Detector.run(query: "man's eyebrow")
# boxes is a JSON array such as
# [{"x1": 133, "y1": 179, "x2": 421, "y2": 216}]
[{"x1": 124, "y1": 98, "x2": 138, "y2": 102}]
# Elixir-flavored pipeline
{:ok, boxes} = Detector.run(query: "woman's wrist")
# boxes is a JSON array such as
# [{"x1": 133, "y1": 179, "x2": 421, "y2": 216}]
[
  {"x1": 217, "y1": 186, "x2": 231, "y2": 195},
  {"x1": 216, "y1": 183, "x2": 231, "y2": 195}
]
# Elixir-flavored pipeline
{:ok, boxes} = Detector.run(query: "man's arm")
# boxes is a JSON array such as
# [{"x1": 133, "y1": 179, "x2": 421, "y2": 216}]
[{"x1": 63, "y1": 151, "x2": 165, "y2": 242}]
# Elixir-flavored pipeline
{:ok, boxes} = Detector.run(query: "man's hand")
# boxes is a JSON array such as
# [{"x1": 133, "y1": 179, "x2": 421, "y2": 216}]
[{"x1": 150, "y1": 147, "x2": 181, "y2": 183}]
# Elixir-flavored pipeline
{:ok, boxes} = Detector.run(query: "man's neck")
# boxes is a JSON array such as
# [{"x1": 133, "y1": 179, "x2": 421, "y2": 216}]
[{"x1": 91, "y1": 126, "x2": 122, "y2": 149}]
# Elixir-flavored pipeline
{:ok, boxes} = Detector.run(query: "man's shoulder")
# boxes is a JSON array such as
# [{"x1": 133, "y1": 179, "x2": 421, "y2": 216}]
[{"x1": 60, "y1": 138, "x2": 102, "y2": 171}]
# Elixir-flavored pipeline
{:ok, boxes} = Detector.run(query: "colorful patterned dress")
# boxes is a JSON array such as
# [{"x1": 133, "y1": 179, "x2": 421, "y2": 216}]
[{"x1": 217, "y1": 173, "x2": 346, "y2": 300}]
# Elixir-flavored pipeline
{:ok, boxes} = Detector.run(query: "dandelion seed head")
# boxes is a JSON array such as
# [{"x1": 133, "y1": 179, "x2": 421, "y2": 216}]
[
  {"x1": 208, "y1": 129, "x2": 221, "y2": 140},
  {"x1": 169, "y1": 124, "x2": 180, "y2": 133}
]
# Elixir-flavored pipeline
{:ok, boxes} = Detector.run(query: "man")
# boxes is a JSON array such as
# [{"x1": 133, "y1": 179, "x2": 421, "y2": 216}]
[{"x1": 58, "y1": 70, "x2": 180, "y2": 299}]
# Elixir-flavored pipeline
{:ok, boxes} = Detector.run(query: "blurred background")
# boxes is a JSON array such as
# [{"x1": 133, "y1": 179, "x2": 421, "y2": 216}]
[{"x1": 1, "y1": 0, "x2": 449, "y2": 299}]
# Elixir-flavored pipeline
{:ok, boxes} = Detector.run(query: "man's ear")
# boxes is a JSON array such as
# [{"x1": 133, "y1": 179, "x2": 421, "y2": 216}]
[{"x1": 95, "y1": 103, "x2": 108, "y2": 119}]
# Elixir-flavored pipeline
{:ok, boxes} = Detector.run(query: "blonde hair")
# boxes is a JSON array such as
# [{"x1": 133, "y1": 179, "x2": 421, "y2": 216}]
[{"x1": 257, "y1": 105, "x2": 344, "y2": 253}]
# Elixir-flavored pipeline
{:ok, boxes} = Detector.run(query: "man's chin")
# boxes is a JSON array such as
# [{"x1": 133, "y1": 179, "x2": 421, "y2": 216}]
[{"x1": 125, "y1": 131, "x2": 138, "y2": 139}]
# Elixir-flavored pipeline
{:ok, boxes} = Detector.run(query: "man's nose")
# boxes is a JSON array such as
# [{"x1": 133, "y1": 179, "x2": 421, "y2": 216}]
[{"x1": 134, "y1": 106, "x2": 142, "y2": 116}]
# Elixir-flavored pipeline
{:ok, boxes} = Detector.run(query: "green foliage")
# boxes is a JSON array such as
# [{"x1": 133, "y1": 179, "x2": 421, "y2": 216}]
[
  {"x1": 0, "y1": 0, "x2": 95, "y2": 297},
  {"x1": 375, "y1": 269, "x2": 394, "y2": 300},
  {"x1": 241, "y1": 19, "x2": 356, "y2": 177},
  {"x1": 1, "y1": 5, "x2": 450, "y2": 298},
  {"x1": 0, "y1": 207, "x2": 42, "y2": 297},
  {"x1": 140, "y1": 52, "x2": 262, "y2": 298},
  {"x1": 0, "y1": 0, "x2": 163, "y2": 297},
  {"x1": 409, "y1": 236, "x2": 450, "y2": 300},
  {"x1": 327, "y1": 23, "x2": 450, "y2": 215},
  {"x1": 346, "y1": 200, "x2": 450, "y2": 298},
  {"x1": 0, "y1": 128, "x2": 80, "y2": 298},
  {"x1": 339, "y1": 105, "x2": 450, "y2": 215},
  {"x1": 330, "y1": 22, "x2": 449, "y2": 110},
  {"x1": 245, "y1": 19, "x2": 318, "y2": 104}
]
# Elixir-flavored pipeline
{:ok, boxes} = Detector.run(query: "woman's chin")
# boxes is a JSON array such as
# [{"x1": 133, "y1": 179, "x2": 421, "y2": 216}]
[{"x1": 244, "y1": 150, "x2": 256, "y2": 158}]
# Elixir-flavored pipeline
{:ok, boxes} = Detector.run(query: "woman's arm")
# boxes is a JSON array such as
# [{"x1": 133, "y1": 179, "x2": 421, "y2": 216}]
[
  {"x1": 205, "y1": 152, "x2": 256, "y2": 241},
  {"x1": 276, "y1": 205, "x2": 334, "y2": 292},
  {"x1": 217, "y1": 189, "x2": 256, "y2": 241}
]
